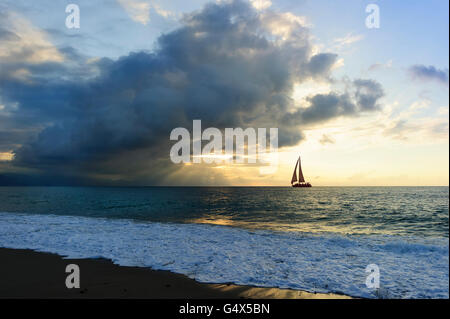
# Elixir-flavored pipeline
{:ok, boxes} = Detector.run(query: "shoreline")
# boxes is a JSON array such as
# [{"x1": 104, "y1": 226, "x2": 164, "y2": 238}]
[{"x1": 0, "y1": 247, "x2": 351, "y2": 299}]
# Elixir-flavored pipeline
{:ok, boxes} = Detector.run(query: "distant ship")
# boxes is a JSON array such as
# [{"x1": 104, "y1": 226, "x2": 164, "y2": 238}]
[{"x1": 291, "y1": 156, "x2": 312, "y2": 187}]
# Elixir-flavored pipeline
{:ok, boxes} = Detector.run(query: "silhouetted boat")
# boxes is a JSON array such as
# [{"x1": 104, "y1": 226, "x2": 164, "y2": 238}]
[{"x1": 291, "y1": 156, "x2": 312, "y2": 187}]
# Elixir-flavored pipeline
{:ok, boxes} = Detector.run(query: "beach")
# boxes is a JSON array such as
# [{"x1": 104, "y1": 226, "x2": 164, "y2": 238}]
[{"x1": 0, "y1": 248, "x2": 350, "y2": 299}]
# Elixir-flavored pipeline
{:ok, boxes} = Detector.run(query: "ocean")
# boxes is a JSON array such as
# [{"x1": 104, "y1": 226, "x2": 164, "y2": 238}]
[{"x1": 0, "y1": 186, "x2": 448, "y2": 298}]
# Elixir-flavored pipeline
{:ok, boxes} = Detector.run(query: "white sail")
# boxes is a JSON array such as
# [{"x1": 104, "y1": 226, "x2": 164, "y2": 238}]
[
  {"x1": 291, "y1": 158, "x2": 298, "y2": 184},
  {"x1": 298, "y1": 156, "x2": 305, "y2": 183}
]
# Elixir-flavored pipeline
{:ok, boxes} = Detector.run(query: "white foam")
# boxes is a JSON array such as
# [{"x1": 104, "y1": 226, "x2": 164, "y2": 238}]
[{"x1": 0, "y1": 212, "x2": 448, "y2": 298}]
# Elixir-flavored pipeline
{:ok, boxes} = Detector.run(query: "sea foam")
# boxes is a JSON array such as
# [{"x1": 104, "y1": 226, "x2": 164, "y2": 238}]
[{"x1": 0, "y1": 212, "x2": 448, "y2": 298}]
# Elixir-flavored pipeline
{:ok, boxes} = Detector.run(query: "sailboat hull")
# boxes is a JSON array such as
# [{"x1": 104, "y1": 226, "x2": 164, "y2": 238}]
[{"x1": 292, "y1": 183, "x2": 312, "y2": 187}]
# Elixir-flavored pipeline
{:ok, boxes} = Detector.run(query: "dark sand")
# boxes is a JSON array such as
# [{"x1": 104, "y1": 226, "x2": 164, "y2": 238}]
[{"x1": 0, "y1": 248, "x2": 350, "y2": 299}]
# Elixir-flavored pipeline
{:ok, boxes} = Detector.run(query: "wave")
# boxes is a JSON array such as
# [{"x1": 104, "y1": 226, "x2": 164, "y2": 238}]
[{"x1": 0, "y1": 211, "x2": 448, "y2": 298}]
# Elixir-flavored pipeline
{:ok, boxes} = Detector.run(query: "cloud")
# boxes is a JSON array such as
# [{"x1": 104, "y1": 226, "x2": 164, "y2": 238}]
[
  {"x1": 0, "y1": 11, "x2": 64, "y2": 64},
  {"x1": 305, "y1": 53, "x2": 338, "y2": 78},
  {"x1": 117, "y1": 0, "x2": 175, "y2": 24},
  {"x1": 152, "y1": 2, "x2": 175, "y2": 18},
  {"x1": 384, "y1": 118, "x2": 449, "y2": 141},
  {"x1": 368, "y1": 59, "x2": 392, "y2": 72},
  {"x1": 319, "y1": 134, "x2": 335, "y2": 145},
  {"x1": 0, "y1": 0, "x2": 384, "y2": 185},
  {"x1": 250, "y1": 0, "x2": 272, "y2": 10},
  {"x1": 333, "y1": 33, "x2": 364, "y2": 49},
  {"x1": 383, "y1": 99, "x2": 448, "y2": 142},
  {"x1": 117, "y1": 0, "x2": 151, "y2": 24},
  {"x1": 408, "y1": 65, "x2": 449, "y2": 84},
  {"x1": 283, "y1": 79, "x2": 383, "y2": 126},
  {"x1": 0, "y1": 152, "x2": 14, "y2": 161},
  {"x1": 383, "y1": 119, "x2": 413, "y2": 140}
]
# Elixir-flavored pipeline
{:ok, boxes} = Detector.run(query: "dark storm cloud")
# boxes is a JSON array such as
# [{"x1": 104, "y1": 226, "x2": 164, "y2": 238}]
[
  {"x1": 0, "y1": 0, "x2": 384, "y2": 185},
  {"x1": 353, "y1": 79, "x2": 384, "y2": 111},
  {"x1": 0, "y1": 129, "x2": 31, "y2": 152},
  {"x1": 408, "y1": 65, "x2": 449, "y2": 84},
  {"x1": 282, "y1": 79, "x2": 383, "y2": 125},
  {"x1": 305, "y1": 53, "x2": 337, "y2": 78}
]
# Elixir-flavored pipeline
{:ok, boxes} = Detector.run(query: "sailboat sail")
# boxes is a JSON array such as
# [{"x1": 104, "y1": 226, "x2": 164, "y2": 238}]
[
  {"x1": 291, "y1": 154, "x2": 311, "y2": 187},
  {"x1": 291, "y1": 159, "x2": 298, "y2": 184},
  {"x1": 298, "y1": 156, "x2": 305, "y2": 183}
]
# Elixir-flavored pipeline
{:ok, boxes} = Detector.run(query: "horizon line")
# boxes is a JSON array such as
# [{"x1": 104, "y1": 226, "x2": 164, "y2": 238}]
[{"x1": 0, "y1": 185, "x2": 448, "y2": 188}]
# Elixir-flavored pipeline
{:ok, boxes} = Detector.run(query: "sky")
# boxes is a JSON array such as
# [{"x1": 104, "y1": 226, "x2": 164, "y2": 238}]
[{"x1": 0, "y1": 0, "x2": 448, "y2": 186}]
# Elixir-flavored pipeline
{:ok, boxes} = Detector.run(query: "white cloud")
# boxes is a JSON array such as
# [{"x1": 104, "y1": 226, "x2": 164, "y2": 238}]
[
  {"x1": 0, "y1": 11, "x2": 64, "y2": 64},
  {"x1": 368, "y1": 60, "x2": 393, "y2": 72},
  {"x1": 379, "y1": 99, "x2": 448, "y2": 142},
  {"x1": 333, "y1": 33, "x2": 364, "y2": 49},
  {"x1": 152, "y1": 3, "x2": 175, "y2": 18},
  {"x1": 250, "y1": 0, "x2": 272, "y2": 11},
  {"x1": 117, "y1": 0, "x2": 175, "y2": 24},
  {"x1": 259, "y1": 11, "x2": 309, "y2": 41},
  {"x1": 117, "y1": 0, "x2": 151, "y2": 24},
  {"x1": 331, "y1": 58, "x2": 345, "y2": 70}
]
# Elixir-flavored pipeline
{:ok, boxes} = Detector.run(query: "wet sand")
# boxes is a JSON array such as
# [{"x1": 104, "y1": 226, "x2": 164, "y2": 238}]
[{"x1": 0, "y1": 248, "x2": 351, "y2": 299}]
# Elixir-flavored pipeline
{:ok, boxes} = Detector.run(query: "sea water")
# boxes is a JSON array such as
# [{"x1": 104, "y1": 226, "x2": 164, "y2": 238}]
[{"x1": 0, "y1": 186, "x2": 448, "y2": 298}]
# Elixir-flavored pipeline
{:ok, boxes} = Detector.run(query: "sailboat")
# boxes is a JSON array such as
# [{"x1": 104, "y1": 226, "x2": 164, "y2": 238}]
[{"x1": 291, "y1": 156, "x2": 312, "y2": 187}]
